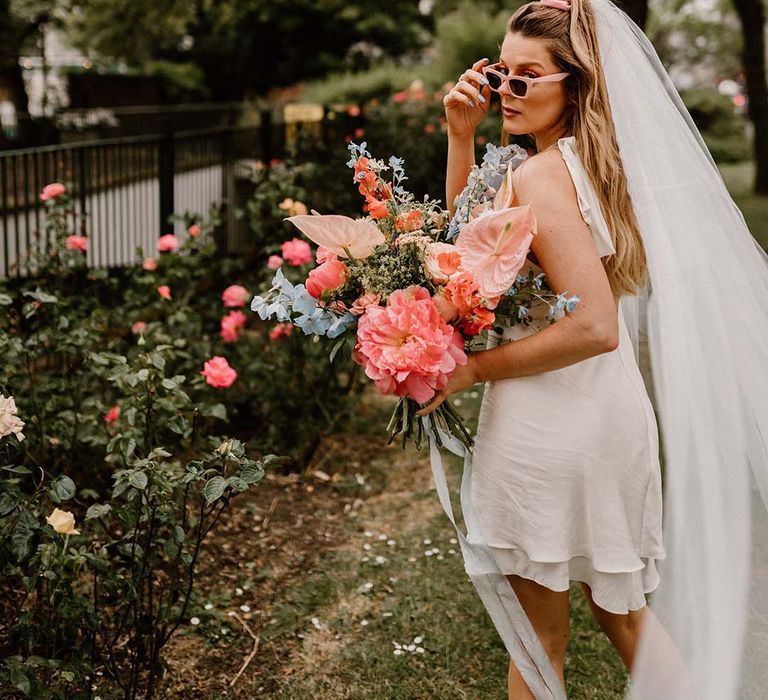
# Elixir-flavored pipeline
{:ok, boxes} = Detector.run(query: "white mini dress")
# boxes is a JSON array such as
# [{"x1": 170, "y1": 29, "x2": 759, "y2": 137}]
[{"x1": 466, "y1": 136, "x2": 667, "y2": 614}]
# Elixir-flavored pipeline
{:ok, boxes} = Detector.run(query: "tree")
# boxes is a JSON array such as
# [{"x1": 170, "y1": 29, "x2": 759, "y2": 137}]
[
  {"x1": 731, "y1": 0, "x2": 768, "y2": 194},
  {"x1": 616, "y1": 0, "x2": 648, "y2": 28}
]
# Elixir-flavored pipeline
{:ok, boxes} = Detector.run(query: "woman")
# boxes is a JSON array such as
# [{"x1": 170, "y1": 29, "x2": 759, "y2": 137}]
[{"x1": 416, "y1": 0, "x2": 768, "y2": 698}]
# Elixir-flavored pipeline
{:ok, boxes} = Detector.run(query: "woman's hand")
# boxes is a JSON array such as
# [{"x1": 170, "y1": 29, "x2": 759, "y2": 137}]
[
  {"x1": 415, "y1": 354, "x2": 481, "y2": 417},
  {"x1": 443, "y1": 58, "x2": 492, "y2": 138}
]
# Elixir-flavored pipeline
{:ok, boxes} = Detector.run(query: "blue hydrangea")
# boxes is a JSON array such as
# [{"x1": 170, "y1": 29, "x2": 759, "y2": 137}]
[{"x1": 250, "y1": 268, "x2": 296, "y2": 322}]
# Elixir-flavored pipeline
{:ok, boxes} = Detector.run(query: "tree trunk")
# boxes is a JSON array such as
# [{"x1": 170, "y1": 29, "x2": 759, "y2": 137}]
[
  {"x1": 0, "y1": 0, "x2": 32, "y2": 142},
  {"x1": 616, "y1": 0, "x2": 648, "y2": 29},
  {"x1": 732, "y1": 0, "x2": 768, "y2": 195}
]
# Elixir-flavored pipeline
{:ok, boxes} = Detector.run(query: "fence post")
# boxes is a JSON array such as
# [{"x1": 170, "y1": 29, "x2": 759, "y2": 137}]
[
  {"x1": 158, "y1": 128, "x2": 175, "y2": 235},
  {"x1": 260, "y1": 108, "x2": 272, "y2": 166}
]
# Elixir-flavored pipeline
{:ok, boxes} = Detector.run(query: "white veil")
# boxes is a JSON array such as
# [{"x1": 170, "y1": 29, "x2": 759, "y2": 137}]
[
  {"x1": 592, "y1": 0, "x2": 768, "y2": 697},
  {"x1": 425, "y1": 1, "x2": 768, "y2": 698}
]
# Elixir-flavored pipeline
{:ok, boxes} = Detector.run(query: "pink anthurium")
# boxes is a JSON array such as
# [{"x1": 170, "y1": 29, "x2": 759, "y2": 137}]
[
  {"x1": 454, "y1": 204, "x2": 537, "y2": 298},
  {"x1": 284, "y1": 213, "x2": 385, "y2": 260}
]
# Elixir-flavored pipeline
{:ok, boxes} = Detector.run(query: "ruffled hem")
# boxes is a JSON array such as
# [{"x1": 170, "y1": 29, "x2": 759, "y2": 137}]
[{"x1": 487, "y1": 544, "x2": 666, "y2": 615}]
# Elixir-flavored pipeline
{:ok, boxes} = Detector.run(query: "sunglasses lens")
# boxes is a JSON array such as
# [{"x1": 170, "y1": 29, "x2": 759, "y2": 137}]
[
  {"x1": 486, "y1": 72, "x2": 503, "y2": 91},
  {"x1": 510, "y1": 79, "x2": 528, "y2": 97}
]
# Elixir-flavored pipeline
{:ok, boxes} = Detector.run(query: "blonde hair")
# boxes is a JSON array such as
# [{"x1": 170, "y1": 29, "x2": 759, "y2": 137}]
[{"x1": 500, "y1": 0, "x2": 648, "y2": 298}]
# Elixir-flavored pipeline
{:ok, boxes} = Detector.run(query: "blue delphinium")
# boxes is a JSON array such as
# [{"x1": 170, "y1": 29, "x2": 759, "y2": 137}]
[{"x1": 250, "y1": 268, "x2": 296, "y2": 322}]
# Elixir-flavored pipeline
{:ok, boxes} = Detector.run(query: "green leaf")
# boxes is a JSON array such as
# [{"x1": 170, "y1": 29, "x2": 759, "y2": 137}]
[
  {"x1": 203, "y1": 476, "x2": 228, "y2": 505},
  {"x1": 10, "y1": 669, "x2": 31, "y2": 695},
  {"x1": 51, "y1": 475, "x2": 76, "y2": 501},
  {"x1": 0, "y1": 293, "x2": 12, "y2": 305},
  {"x1": 150, "y1": 353, "x2": 166, "y2": 370},
  {"x1": 200, "y1": 403, "x2": 227, "y2": 420},
  {"x1": 3, "y1": 465, "x2": 32, "y2": 474},
  {"x1": 85, "y1": 504, "x2": 112, "y2": 520},
  {"x1": 11, "y1": 526, "x2": 36, "y2": 563},
  {"x1": 128, "y1": 471, "x2": 148, "y2": 490},
  {"x1": 328, "y1": 337, "x2": 346, "y2": 363}
]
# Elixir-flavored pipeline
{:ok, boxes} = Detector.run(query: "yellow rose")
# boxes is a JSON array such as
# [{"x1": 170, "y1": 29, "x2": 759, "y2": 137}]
[
  {"x1": 46, "y1": 507, "x2": 80, "y2": 535},
  {"x1": 278, "y1": 197, "x2": 295, "y2": 211},
  {"x1": 290, "y1": 201, "x2": 308, "y2": 216}
]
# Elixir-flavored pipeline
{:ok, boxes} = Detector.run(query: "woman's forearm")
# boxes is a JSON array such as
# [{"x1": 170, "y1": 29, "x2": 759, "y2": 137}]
[
  {"x1": 446, "y1": 131, "x2": 475, "y2": 217},
  {"x1": 469, "y1": 316, "x2": 617, "y2": 383}
]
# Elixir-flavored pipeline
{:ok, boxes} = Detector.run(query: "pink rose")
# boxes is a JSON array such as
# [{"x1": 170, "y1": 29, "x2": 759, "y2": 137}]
[
  {"x1": 188, "y1": 223, "x2": 201, "y2": 237},
  {"x1": 65, "y1": 235, "x2": 88, "y2": 253},
  {"x1": 142, "y1": 257, "x2": 157, "y2": 271},
  {"x1": 315, "y1": 246, "x2": 338, "y2": 264},
  {"x1": 424, "y1": 242, "x2": 462, "y2": 284},
  {"x1": 104, "y1": 405, "x2": 120, "y2": 423},
  {"x1": 220, "y1": 310, "x2": 247, "y2": 343},
  {"x1": 305, "y1": 259, "x2": 349, "y2": 299},
  {"x1": 352, "y1": 285, "x2": 467, "y2": 404},
  {"x1": 156, "y1": 234, "x2": 179, "y2": 253},
  {"x1": 267, "y1": 255, "x2": 283, "y2": 270},
  {"x1": 268, "y1": 323, "x2": 294, "y2": 340},
  {"x1": 157, "y1": 285, "x2": 171, "y2": 300},
  {"x1": 40, "y1": 183, "x2": 66, "y2": 201},
  {"x1": 131, "y1": 321, "x2": 147, "y2": 334},
  {"x1": 350, "y1": 291, "x2": 382, "y2": 316},
  {"x1": 281, "y1": 238, "x2": 313, "y2": 266},
  {"x1": 221, "y1": 284, "x2": 250, "y2": 308},
  {"x1": 433, "y1": 287, "x2": 459, "y2": 322},
  {"x1": 200, "y1": 356, "x2": 237, "y2": 389}
]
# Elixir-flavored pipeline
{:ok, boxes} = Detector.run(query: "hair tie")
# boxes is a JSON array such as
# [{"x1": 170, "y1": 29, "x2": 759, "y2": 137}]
[{"x1": 540, "y1": 0, "x2": 571, "y2": 9}]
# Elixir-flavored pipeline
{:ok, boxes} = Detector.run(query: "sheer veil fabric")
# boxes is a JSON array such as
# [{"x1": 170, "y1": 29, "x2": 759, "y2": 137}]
[{"x1": 425, "y1": 0, "x2": 768, "y2": 697}]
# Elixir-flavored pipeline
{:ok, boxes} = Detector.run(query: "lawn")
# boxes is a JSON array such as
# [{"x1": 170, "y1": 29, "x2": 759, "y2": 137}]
[{"x1": 719, "y1": 160, "x2": 768, "y2": 251}]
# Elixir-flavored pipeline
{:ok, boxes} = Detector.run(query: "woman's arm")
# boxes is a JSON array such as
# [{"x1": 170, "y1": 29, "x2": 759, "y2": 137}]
[
  {"x1": 470, "y1": 148, "x2": 619, "y2": 383},
  {"x1": 446, "y1": 131, "x2": 475, "y2": 218}
]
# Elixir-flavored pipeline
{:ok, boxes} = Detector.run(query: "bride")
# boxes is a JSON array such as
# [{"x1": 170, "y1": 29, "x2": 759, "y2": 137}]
[{"x1": 415, "y1": 0, "x2": 768, "y2": 698}]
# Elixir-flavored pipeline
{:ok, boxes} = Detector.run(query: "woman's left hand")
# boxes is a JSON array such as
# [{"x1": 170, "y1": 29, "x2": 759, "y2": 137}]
[{"x1": 415, "y1": 354, "x2": 480, "y2": 417}]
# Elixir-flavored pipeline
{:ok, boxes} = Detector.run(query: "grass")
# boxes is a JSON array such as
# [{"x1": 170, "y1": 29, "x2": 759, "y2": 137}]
[{"x1": 263, "y1": 391, "x2": 629, "y2": 699}]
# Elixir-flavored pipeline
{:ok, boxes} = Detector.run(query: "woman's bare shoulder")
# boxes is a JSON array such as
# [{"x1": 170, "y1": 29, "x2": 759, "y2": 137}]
[{"x1": 511, "y1": 147, "x2": 574, "y2": 204}]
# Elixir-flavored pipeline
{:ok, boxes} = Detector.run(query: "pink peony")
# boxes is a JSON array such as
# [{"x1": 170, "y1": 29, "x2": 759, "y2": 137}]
[
  {"x1": 142, "y1": 257, "x2": 157, "y2": 271},
  {"x1": 267, "y1": 254, "x2": 283, "y2": 270},
  {"x1": 104, "y1": 405, "x2": 120, "y2": 423},
  {"x1": 131, "y1": 321, "x2": 147, "y2": 334},
  {"x1": 350, "y1": 291, "x2": 382, "y2": 316},
  {"x1": 221, "y1": 284, "x2": 250, "y2": 308},
  {"x1": 280, "y1": 237, "x2": 313, "y2": 266},
  {"x1": 157, "y1": 285, "x2": 171, "y2": 300},
  {"x1": 352, "y1": 285, "x2": 467, "y2": 404},
  {"x1": 156, "y1": 234, "x2": 180, "y2": 253},
  {"x1": 40, "y1": 183, "x2": 66, "y2": 201},
  {"x1": 65, "y1": 235, "x2": 88, "y2": 253},
  {"x1": 220, "y1": 310, "x2": 247, "y2": 342},
  {"x1": 200, "y1": 356, "x2": 237, "y2": 388},
  {"x1": 268, "y1": 323, "x2": 294, "y2": 340},
  {"x1": 305, "y1": 259, "x2": 349, "y2": 299},
  {"x1": 188, "y1": 223, "x2": 201, "y2": 237}
]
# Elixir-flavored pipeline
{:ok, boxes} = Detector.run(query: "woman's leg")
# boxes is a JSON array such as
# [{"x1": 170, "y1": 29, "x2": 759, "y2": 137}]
[{"x1": 505, "y1": 573, "x2": 570, "y2": 700}]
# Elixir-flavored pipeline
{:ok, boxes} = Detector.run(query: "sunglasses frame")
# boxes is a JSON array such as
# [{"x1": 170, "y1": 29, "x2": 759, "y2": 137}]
[{"x1": 481, "y1": 63, "x2": 571, "y2": 98}]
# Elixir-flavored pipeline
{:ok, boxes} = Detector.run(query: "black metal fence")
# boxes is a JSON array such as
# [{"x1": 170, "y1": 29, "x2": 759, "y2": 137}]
[{"x1": 0, "y1": 111, "x2": 287, "y2": 278}]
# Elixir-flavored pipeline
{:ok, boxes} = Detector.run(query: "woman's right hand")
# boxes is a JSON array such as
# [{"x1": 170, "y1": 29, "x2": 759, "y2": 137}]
[{"x1": 443, "y1": 57, "x2": 492, "y2": 138}]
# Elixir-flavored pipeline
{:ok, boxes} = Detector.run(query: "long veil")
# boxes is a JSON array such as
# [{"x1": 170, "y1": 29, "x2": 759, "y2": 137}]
[
  {"x1": 426, "y1": 0, "x2": 768, "y2": 697},
  {"x1": 592, "y1": 0, "x2": 768, "y2": 697}
]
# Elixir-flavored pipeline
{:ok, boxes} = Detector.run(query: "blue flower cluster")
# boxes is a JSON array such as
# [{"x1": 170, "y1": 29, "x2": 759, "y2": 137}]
[
  {"x1": 548, "y1": 293, "x2": 581, "y2": 318},
  {"x1": 446, "y1": 142, "x2": 529, "y2": 241},
  {"x1": 250, "y1": 268, "x2": 357, "y2": 339}
]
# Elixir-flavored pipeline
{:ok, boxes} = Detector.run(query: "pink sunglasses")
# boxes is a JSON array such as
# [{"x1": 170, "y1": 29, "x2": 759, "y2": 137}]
[{"x1": 481, "y1": 62, "x2": 570, "y2": 98}]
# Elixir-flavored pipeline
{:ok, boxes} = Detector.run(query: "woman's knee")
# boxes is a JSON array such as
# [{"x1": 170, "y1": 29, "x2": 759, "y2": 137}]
[{"x1": 580, "y1": 581, "x2": 646, "y2": 636}]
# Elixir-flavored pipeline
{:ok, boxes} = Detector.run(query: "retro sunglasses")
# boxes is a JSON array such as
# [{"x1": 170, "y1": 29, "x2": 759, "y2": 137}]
[{"x1": 481, "y1": 62, "x2": 571, "y2": 98}]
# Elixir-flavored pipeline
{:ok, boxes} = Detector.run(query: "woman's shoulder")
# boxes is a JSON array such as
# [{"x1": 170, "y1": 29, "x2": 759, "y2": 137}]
[{"x1": 511, "y1": 141, "x2": 575, "y2": 203}]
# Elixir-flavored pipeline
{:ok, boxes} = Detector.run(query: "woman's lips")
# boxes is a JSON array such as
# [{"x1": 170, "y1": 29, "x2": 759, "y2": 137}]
[{"x1": 503, "y1": 106, "x2": 521, "y2": 116}]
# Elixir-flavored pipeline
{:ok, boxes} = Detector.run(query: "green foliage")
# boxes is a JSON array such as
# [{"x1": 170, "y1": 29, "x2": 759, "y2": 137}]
[{"x1": 680, "y1": 87, "x2": 751, "y2": 163}]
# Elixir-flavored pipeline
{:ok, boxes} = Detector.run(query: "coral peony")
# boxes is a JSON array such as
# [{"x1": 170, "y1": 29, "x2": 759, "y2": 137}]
[
  {"x1": 352, "y1": 285, "x2": 467, "y2": 404},
  {"x1": 267, "y1": 254, "x2": 283, "y2": 270},
  {"x1": 142, "y1": 257, "x2": 157, "y2": 271},
  {"x1": 156, "y1": 234, "x2": 180, "y2": 252},
  {"x1": 40, "y1": 183, "x2": 66, "y2": 201},
  {"x1": 188, "y1": 223, "x2": 201, "y2": 237},
  {"x1": 280, "y1": 237, "x2": 313, "y2": 266},
  {"x1": 221, "y1": 284, "x2": 250, "y2": 308},
  {"x1": 65, "y1": 235, "x2": 88, "y2": 252},
  {"x1": 305, "y1": 259, "x2": 349, "y2": 299},
  {"x1": 104, "y1": 405, "x2": 120, "y2": 423},
  {"x1": 157, "y1": 285, "x2": 171, "y2": 300},
  {"x1": 200, "y1": 356, "x2": 237, "y2": 388}
]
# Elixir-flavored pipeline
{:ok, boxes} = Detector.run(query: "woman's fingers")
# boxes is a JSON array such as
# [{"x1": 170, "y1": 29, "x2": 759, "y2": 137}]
[{"x1": 415, "y1": 391, "x2": 447, "y2": 417}]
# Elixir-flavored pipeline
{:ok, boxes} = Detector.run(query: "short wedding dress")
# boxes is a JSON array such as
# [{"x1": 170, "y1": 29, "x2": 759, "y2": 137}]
[{"x1": 466, "y1": 136, "x2": 667, "y2": 614}]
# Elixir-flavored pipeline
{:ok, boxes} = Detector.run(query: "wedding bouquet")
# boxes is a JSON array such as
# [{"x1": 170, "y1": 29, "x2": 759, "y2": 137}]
[{"x1": 251, "y1": 141, "x2": 580, "y2": 450}]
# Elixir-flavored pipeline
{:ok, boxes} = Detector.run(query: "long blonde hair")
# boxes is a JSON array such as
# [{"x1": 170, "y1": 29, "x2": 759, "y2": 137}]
[{"x1": 500, "y1": 0, "x2": 648, "y2": 298}]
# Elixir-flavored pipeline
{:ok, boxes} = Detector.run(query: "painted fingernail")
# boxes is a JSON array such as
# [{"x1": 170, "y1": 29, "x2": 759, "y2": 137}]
[
  {"x1": 480, "y1": 77, "x2": 489, "y2": 85},
  {"x1": 478, "y1": 94, "x2": 486, "y2": 103},
  {"x1": 469, "y1": 99, "x2": 475, "y2": 107}
]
